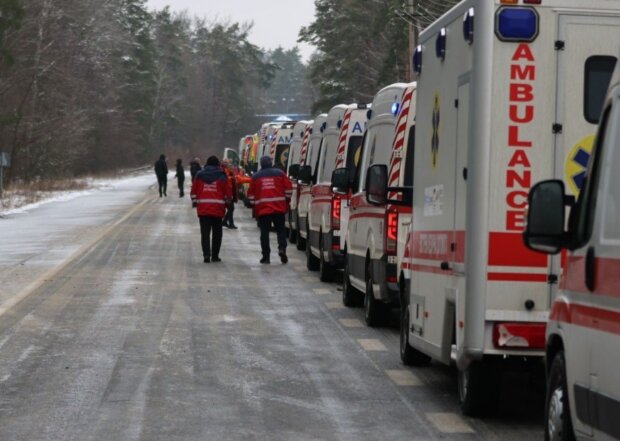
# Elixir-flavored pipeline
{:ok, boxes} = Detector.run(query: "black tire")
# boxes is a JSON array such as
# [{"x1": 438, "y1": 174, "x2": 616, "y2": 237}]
[
  {"x1": 306, "y1": 228, "x2": 320, "y2": 271},
  {"x1": 319, "y1": 235, "x2": 336, "y2": 282},
  {"x1": 400, "y1": 306, "x2": 431, "y2": 366},
  {"x1": 342, "y1": 255, "x2": 362, "y2": 307},
  {"x1": 458, "y1": 360, "x2": 501, "y2": 417},
  {"x1": 545, "y1": 351, "x2": 576, "y2": 441},
  {"x1": 296, "y1": 220, "x2": 306, "y2": 251},
  {"x1": 364, "y1": 269, "x2": 387, "y2": 327},
  {"x1": 288, "y1": 212, "x2": 298, "y2": 244}
]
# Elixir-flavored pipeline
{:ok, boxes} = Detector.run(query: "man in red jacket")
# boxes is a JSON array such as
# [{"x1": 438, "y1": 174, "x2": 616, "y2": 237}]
[
  {"x1": 248, "y1": 156, "x2": 293, "y2": 264},
  {"x1": 191, "y1": 156, "x2": 232, "y2": 263}
]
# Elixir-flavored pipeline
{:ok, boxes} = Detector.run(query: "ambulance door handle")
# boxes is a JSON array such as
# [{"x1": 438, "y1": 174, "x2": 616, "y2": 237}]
[{"x1": 585, "y1": 247, "x2": 596, "y2": 292}]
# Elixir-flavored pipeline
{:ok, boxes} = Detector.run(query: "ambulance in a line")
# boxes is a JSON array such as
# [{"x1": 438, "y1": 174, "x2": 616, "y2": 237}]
[
  {"x1": 308, "y1": 103, "x2": 369, "y2": 281},
  {"x1": 268, "y1": 121, "x2": 296, "y2": 171},
  {"x1": 296, "y1": 114, "x2": 328, "y2": 251},
  {"x1": 372, "y1": 0, "x2": 620, "y2": 417},
  {"x1": 259, "y1": 123, "x2": 281, "y2": 163},
  {"x1": 340, "y1": 83, "x2": 415, "y2": 325},
  {"x1": 306, "y1": 104, "x2": 348, "y2": 275},
  {"x1": 286, "y1": 120, "x2": 313, "y2": 244},
  {"x1": 525, "y1": 48, "x2": 620, "y2": 441}
]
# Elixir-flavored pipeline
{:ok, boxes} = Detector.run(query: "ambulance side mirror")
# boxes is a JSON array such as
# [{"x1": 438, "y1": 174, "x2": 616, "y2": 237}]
[
  {"x1": 298, "y1": 165, "x2": 312, "y2": 185},
  {"x1": 288, "y1": 164, "x2": 300, "y2": 179},
  {"x1": 331, "y1": 168, "x2": 350, "y2": 194},
  {"x1": 366, "y1": 164, "x2": 388, "y2": 206},
  {"x1": 523, "y1": 180, "x2": 572, "y2": 254}
]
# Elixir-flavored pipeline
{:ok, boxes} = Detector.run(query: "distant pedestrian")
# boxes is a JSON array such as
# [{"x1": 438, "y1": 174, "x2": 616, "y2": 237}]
[
  {"x1": 247, "y1": 156, "x2": 293, "y2": 264},
  {"x1": 190, "y1": 157, "x2": 202, "y2": 181},
  {"x1": 154, "y1": 154, "x2": 168, "y2": 197},
  {"x1": 175, "y1": 158, "x2": 185, "y2": 198},
  {"x1": 221, "y1": 158, "x2": 238, "y2": 229},
  {"x1": 191, "y1": 156, "x2": 232, "y2": 263}
]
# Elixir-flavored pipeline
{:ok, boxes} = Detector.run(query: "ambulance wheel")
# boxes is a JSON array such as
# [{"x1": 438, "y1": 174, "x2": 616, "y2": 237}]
[
  {"x1": 458, "y1": 360, "x2": 500, "y2": 417},
  {"x1": 364, "y1": 271, "x2": 387, "y2": 327},
  {"x1": 306, "y1": 231, "x2": 320, "y2": 271},
  {"x1": 545, "y1": 351, "x2": 576, "y2": 441},
  {"x1": 342, "y1": 256, "x2": 362, "y2": 307},
  {"x1": 400, "y1": 306, "x2": 431, "y2": 366},
  {"x1": 288, "y1": 212, "x2": 297, "y2": 244},
  {"x1": 319, "y1": 236, "x2": 336, "y2": 282},
  {"x1": 296, "y1": 230, "x2": 306, "y2": 251}
]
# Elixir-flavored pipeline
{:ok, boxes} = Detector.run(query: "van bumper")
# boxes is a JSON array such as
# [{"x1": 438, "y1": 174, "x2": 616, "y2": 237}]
[
  {"x1": 321, "y1": 231, "x2": 344, "y2": 268},
  {"x1": 371, "y1": 257, "x2": 399, "y2": 305}
]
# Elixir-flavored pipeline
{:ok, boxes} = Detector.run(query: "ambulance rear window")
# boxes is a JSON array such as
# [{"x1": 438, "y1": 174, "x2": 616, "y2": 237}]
[
  {"x1": 346, "y1": 136, "x2": 363, "y2": 172},
  {"x1": 584, "y1": 55, "x2": 617, "y2": 124}
]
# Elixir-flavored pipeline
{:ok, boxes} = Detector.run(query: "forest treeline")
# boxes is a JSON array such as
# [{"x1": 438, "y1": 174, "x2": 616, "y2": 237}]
[
  {"x1": 0, "y1": 0, "x2": 313, "y2": 183},
  {"x1": 0, "y1": 0, "x2": 456, "y2": 184}
]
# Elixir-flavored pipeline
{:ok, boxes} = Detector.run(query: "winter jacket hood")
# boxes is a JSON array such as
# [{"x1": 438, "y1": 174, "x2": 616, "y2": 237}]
[{"x1": 197, "y1": 165, "x2": 227, "y2": 184}]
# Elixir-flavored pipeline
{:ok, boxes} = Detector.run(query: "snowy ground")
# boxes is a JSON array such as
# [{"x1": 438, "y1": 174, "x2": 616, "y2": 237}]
[{"x1": 0, "y1": 172, "x2": 167, "y2": 309}]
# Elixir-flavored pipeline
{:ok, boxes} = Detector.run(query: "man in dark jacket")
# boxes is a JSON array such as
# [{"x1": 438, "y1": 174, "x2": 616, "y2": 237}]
[
  {"x1": 247, "y1": 156, "x2": 293, "y2": 264},
  {"x1": 154, "y1": 154, "x2": 168, "y2": 197},
  {"x1": 191, "y1": 156, "x2": 232, "y2": 263},
  {"x1": 190, "y1": 157, "x2": 202, "y2": 181},
  {"x1": 175, "y1": 158, "x2": 185, "y2": 198}
]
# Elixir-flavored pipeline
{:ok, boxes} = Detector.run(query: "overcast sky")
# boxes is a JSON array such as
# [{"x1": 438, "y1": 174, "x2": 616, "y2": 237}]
[{"x1": 145, "y1": 0, "x2": 317, "y2": 61}]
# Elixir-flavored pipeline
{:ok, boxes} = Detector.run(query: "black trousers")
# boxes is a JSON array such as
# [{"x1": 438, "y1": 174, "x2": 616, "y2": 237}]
[
  {"x1": 157, "y1": 176, "x2": 167, "y2": 196},
  {"x1": 199, "y1": 216, "x2": 223, "y2": 259},
  {"x1": 257, "y1": 213, "x2": 287, "y2": 256},
  {"x1": 224, "y1": 202, "x2": 235, "y2": 226},
  {"x1": 177, "y1": 178, "x2": 184, "y2": 197}
]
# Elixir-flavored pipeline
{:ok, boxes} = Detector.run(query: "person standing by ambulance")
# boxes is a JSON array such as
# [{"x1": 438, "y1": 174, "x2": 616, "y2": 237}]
[
  {"x1": 221, "y1": 158, "x2": 238, "y2": 229},
  {"x1": 191, "y1": 156, "x2": 232, "y2": 263},
  {"x1": 247, "y1": 156, "x2": 292, "y2": 264}
]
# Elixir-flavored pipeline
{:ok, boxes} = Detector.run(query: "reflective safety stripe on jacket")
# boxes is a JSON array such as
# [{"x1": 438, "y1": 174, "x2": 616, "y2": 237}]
[
  {"x1": 247, "y1": 167, "x2": 293, "y2": 217},
  {"x1": 190, "y1": 170, "x2": 231, "y2": 218}
]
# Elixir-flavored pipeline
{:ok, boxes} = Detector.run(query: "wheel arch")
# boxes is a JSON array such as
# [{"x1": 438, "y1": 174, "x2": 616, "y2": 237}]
[{"x1": 546, "y1": 333, "x2": 565, "y2": 375}]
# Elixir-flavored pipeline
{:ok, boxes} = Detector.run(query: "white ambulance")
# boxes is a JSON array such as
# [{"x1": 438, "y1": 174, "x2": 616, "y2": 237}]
[
  {"x1": 342, "y1": 83, "x2": 415, "y2": 325},
  {"x1": 268, "y1": 121, "x2": 296, "y2": 171},
  {"x1": 259, "y1": 123, "x2": 281, "y2": 163},
  {"x1": 296, "y1": 114, "x2": 328, "y2": 251},
  {"x1": 524, "y1": 31, "x2": 620, "y2": 441},
  {"x1": 306, "y1": 104, "x2": 348, "y2": 275},
  {"x1": 378, "y1": 0, "x2": 620, "y2": 417},
  {"x1": 310, "y1": 103, "x2": 369, "y2": 281},
  {"x1": 287, "y1": 120, "x2": 312, "y2": 244}
]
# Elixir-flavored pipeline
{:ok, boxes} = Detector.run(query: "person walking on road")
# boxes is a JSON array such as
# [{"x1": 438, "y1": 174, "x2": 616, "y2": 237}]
[
  {"x1": 191, "y1": 156, "x2": 232, "y2": 263},
  {"x1": 221, "y1": 159, "x2": 238, "y2": 229},
  {"x1": 154, "y1": 154, "x2": 168, "y2": 197},
  {"x1": 175, "y1": 158, "x2": 185, "y2": 198},
  {"x1": 190, "y1": 157, "x2": 202, "y2": 181},
  {"x1": 247, "y1": 156, "x2": 293, "y2": 264}
]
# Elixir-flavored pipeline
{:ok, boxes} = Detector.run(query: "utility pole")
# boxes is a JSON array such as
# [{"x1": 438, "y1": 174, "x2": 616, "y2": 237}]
[{"x1": 406, "y1": 0, "x2": 418, "y2": 82}]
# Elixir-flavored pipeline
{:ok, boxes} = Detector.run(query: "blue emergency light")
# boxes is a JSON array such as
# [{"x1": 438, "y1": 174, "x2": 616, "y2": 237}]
[
  {"x1": 435, "y1": 28, "x2": 447, "y2": 61},
  {"x1": 495, "y1": 7, "x2": 539, "y2": 42},
  {"x1": 463, "y1": 8, "x2": 474, "y2": 44},
  {"x1": 391, "y1": 102, "x2": 400, "y2": 116},
  {"x1": 337, "y1": 119, "x2": 342, "y2": 129},
  {"x1": 413, "y1": 45, "x2": 423, "y2": 75}
]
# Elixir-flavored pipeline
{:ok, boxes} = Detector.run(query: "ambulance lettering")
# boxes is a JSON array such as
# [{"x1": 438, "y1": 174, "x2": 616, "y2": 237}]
[
  {"x1": 352, "y1": 121, "x2": 364, "y2": 133},
  {"x1": 506, "y1": 43, "x2": 535, "y2": 231}
]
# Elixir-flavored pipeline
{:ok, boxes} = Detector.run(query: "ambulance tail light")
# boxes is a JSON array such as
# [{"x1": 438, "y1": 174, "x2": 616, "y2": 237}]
[
  {"x1": 331, "y1": 196, "x2": 341, "y2": 231},
  {"x1": 492, "y1": 322, "x2": 546, "y2": 349},
  {"x1": 523, "y1": 0, "x2": 542, "y2": 4},
  {"x1": 385, "y1": 210, "x2": 398, "y2": 255}
]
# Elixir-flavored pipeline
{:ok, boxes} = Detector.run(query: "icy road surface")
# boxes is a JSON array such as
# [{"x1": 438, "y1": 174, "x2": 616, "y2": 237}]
[{"x1": 0, "y1": 180, "x2": 544, "y2": 440}]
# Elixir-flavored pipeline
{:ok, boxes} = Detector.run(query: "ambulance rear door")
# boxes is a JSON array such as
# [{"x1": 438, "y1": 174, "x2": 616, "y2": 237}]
[{"x1": 554, "y1": 12, "x2": 620, "y2": 197}]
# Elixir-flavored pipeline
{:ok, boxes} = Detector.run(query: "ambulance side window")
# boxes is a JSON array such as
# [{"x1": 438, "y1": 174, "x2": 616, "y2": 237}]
[
  {"x1": 354, "y1": 133, "x2": 370, "y2": 192},
  {"x1": 403, "y1": 126, "x2": 416, "y2": 188},
  {"x1": 570, "y1": 105, "x2": 610, "y2": 247},
  {"x1": 602, "y1": 105, "x2": 620, "y2": 241},
  {"x1": 584, "y1": 56, "x2": 616, "y2": 124}
]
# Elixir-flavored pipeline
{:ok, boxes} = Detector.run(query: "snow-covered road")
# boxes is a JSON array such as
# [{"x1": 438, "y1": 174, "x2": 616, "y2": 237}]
[{"x1": 0, "y1": 173, "x2": 158, "y2": 309}]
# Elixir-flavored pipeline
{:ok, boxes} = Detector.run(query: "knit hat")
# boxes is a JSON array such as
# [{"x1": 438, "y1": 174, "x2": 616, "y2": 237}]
[
  {"x1": 260, "y1": 156, "x2": 272, "y2": 168},
  {"x1": 206, "y1": 156, "x2": 220, "y2": 167}
]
